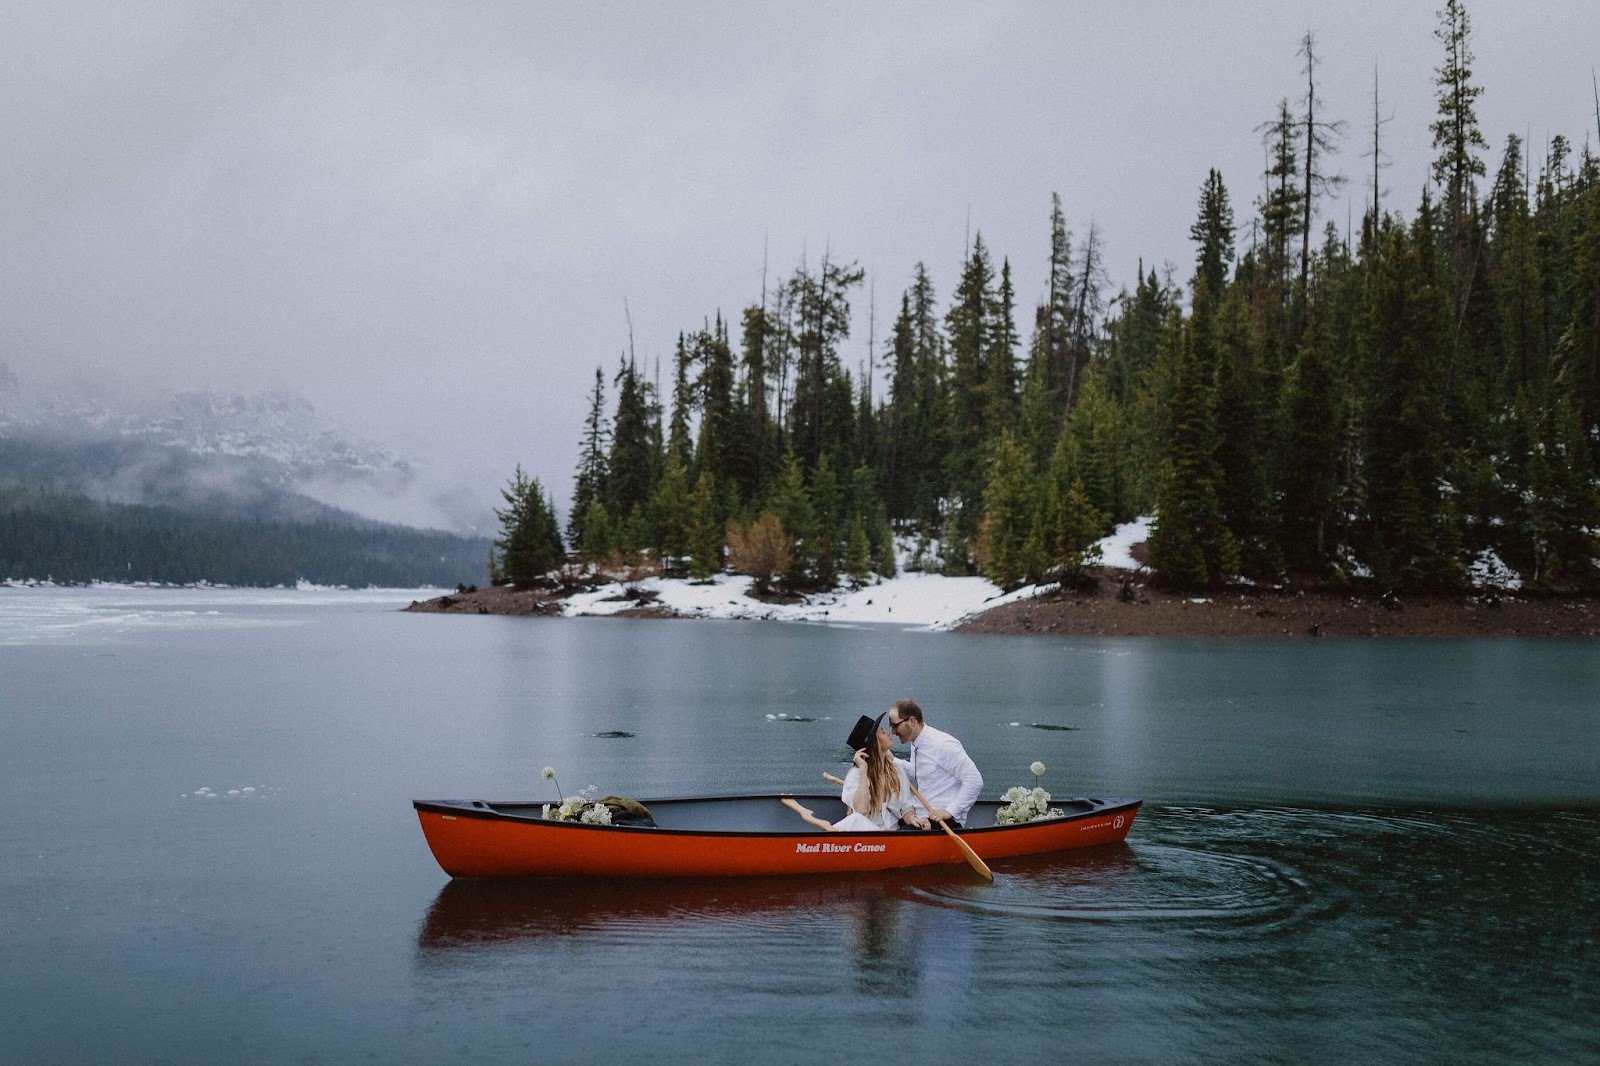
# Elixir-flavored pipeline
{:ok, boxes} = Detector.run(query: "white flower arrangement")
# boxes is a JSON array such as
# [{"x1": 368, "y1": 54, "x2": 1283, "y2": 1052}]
[
  {"x1": 995, "y1": 763, "x2": 1067, "y2": 826},
  {"x1": 542, "y1": 783, "x2": 611, "y2": 823}
]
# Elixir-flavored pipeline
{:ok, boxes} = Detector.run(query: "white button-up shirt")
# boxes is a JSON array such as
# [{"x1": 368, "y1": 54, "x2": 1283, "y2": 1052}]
[{"x1": 908, "y1": 724, "x2": 983, "y2": 825}]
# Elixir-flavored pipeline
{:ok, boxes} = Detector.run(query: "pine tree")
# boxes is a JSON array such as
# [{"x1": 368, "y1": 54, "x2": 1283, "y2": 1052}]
[
  {"x1": 843, "y1": 515, "x2": 872, "y2": 586},
  {"x1": 493, "y1": 465, "x2": 564, "y2": 586},
  {"x1": 1066, "y1": 367, "x2": 1132, "y2": 525},
  {"x1": 1431, "y1": 0, "x2": 1489, "y2": 394},
  {"x1": 649, "y1": 452, "x2": 692, "y2": 575},
  {"x1": 876, "y1": 524, "x2": 898, "y2": 579},
  {"x1": 606, "y1": 357, "x2": 658, "y2": 522},
  {"x1": 767, "y1": 452, "x2": 818, "y2": 587},
  {"x1": 787, "y1": 253, "x2": 864, "y2": 469},
  {"x1": 979, "y1": 430, "x2": 1040, "y2": 587},
  {"x1": 1040, "y1": 192, "x2": 1077, "y2": 415},
  {"x1": 986, "y1": 258, "x2": 1020, "y2": 435},
  {"x1": 1296, "y1": 31, "x2": 1347, "y2": 321},
  {"x1": 696, "y1": 316, "x2": 737, "y2": 488},
  {"x1": 946, "y1": 232, "x2": 998, "y2": 534},
  {"x1": 809, "y1": 453, "x2": 842, "y2": 587},
  {"x1": 1065, "y1": 221, "x2": 1108, "y2": 412},
  {"x1": 1191, "y1": 169, "x2": 1236, "y2": 320},
  {"x1": 578, "y1": 498, "x2": 614, "y2": 566},
  {"x1": 569, "y1": 367, "x2": 610, "y2": 549},
  {"x1": 1258, "y1": 100, "x2": 1304, "y2": 354},
  {"x1": 668, "y1": 333, "x2": 695, "y2": 466},
  {"x1": 1488, "y1": 135, "x2": 1545, "y2": 398},
  {"x1": 687, "y1": 469, "x2": 722, "y2": 580},
  {"x1": 1277, "y1": 324, "x2": 1343, "y2": 575},
  {"x1": 881, "y1": 264, "x2": 945, "y2": 524},
  {"x1": 1147, "y1": 326, "x2": 1239, "y2": 588},
  {"x1": 1046, "y1": 469, "x2": 1105, "y2": 584},
  {"x1": 1213, "y1": 277, "x2": 1281, "y2": 578},
  {"x1": 1102, "y1": 264, "x2": 1172, "y2": 405},
  {"x1": 1361, "y1": 217, "x2": 1460, "y2": 587}
]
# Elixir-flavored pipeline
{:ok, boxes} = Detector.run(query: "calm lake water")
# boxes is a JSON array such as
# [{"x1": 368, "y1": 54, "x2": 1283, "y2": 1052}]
[{"x1": 2, "y1": 586, "x2": 1597, "y2": 1063}]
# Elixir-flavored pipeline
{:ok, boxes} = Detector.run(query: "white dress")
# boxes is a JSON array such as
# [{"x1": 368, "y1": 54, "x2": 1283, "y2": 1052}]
[{"x1": 832, "y1": 760, "x2": 915, "y2": 831}]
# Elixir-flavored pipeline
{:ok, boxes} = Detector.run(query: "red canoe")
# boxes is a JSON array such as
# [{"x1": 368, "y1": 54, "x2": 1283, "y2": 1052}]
[{"x1": 414, "y1": 793, "x2": 1141, "y2": 879}]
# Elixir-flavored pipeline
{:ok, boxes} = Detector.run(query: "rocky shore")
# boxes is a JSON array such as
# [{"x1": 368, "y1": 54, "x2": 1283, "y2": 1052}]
[
  {"x1": 951, "y1": 575, "x2": 1600, "y2": 638},
  {"x1": 405, "y1": 574, "x2": 1600, "y2": 637}
]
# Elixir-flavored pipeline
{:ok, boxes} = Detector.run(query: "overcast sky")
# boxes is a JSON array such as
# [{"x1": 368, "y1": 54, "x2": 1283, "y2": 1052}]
[{"x1": 3, "y1": 2, "x2": 1596, "y2": 530}]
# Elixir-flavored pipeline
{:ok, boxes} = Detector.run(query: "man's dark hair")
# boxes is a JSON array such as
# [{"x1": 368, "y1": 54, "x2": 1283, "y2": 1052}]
[{"x1": 891, "y1": 698, "x2": 923, "y2": 724}]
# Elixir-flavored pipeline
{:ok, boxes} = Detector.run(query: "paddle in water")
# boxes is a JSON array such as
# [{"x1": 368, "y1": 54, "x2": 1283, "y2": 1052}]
[{"x1": 822, "y1": 771, "x2": 994, "y2": 881}]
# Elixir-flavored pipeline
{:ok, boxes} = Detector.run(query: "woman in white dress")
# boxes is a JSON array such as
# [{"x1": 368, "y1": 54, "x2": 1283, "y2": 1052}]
[{"x1": 784, "y1": 712, "x2": 929, "y2": 832}]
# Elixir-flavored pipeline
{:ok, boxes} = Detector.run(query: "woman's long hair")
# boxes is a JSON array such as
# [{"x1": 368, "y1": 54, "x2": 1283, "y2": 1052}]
[{"x1": 863, "y1": 737, "x2": 903, "y2": 819}]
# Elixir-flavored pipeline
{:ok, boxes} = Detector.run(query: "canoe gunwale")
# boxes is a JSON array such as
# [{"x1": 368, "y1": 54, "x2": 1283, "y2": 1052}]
[
  {"x1": 414, "y1": 793, "x2": 1141, "y2": 876},
  {"x1": 412, "y1": 793, "x2": 1142, "y2": 838}
]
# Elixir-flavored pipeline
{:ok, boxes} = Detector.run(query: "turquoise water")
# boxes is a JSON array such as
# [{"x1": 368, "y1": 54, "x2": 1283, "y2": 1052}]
[{"x1": 2, "y1": 588, "x2": 1596, "y2": 1063}]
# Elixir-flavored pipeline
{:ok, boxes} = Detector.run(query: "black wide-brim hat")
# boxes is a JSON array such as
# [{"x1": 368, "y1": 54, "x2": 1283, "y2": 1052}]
[{"x1": 847, "y1": 712, "x2": 887, "y2": 751}]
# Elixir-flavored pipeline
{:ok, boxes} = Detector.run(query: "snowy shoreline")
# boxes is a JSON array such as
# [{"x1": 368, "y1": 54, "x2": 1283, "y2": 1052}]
[{"x1": 555, "y1": 517, "x2": 1155, "y2": 630}]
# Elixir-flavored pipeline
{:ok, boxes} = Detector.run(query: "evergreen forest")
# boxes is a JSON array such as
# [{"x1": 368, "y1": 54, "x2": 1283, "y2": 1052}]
[
  {"x1": 0, "y1": 488, "x2": 491, "y2": 588},
  {"x1": 499, "y1": 4, "x2": 1599, "y2": 595}
]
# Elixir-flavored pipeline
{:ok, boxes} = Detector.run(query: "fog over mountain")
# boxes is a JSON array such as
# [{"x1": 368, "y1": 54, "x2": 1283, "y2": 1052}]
[
  {"x1": 3, "y1": 2, "x2": 1592, "y2": 527},
  {"x1": 0, "y1": 359, "x2": 494, "y2": 533}
]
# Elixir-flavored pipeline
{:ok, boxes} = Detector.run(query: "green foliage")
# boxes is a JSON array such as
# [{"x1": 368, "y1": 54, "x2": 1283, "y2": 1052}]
[
  {"x1": 577, "y1": 498, "x2": 614, "y2": 565},
  {"x1": 0, "y1": 488, "x2": 489, "y2": 587},
  {"x1": 1048, "y1": 473, "x2": 1105, "y2": 580},
  {"x1": 687, "y1": 469, "x2": 723, "y2": 580},
  {"x1": 979, "y1": 431, "x2": 1042, "y2": 587},
  {"x1": 545, "y1": 42, "x2": 1600, "y2": 595},
  {"x1": 766, "y1": 452, "x2": 818, "y2": 588},
  {"x1": 650, "y1": 452, "x2": 692, "y2": 575},
  {"x1": 1147, "y1": 327, "x2": 1239, "y2": 588},
  {"x1": 493, "y1": 465, "x2": 564, "y2": 585},
  {"x1": 569, "y1": 367, "x2": 609, "y2": 548}
]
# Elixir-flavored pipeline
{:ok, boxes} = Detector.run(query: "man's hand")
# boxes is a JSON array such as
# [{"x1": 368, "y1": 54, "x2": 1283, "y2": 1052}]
[{"x1": 929, "y1": 808, "x2": 955, "y2": 824}]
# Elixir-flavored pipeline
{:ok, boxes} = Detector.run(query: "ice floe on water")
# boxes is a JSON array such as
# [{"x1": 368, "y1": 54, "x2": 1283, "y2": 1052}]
[
  {"x1": 182, "y1": 784, "x2": 281, "y2": 800},
  {"x1": 0, "y1": 583, "x2": 439, "y2": 645}
]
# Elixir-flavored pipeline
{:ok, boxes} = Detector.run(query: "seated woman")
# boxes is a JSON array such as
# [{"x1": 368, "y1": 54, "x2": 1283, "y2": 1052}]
[{"x1": 787, "y1": 713, "x2": 929, "y2": 832}]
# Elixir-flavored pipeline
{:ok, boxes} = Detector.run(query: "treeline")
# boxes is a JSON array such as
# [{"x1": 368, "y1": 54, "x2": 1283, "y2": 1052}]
[
  {"x1": 0, "y1": 488, "x2": 490, "y2": 587},
  {"x1": 499, "y1": 1, "x2": 1600, "y2": 593}
]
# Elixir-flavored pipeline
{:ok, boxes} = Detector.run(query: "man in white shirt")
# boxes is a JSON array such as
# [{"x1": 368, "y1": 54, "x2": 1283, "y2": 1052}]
[{"x1": 886, "y1": 698, "x2": 983, "y2": 828}]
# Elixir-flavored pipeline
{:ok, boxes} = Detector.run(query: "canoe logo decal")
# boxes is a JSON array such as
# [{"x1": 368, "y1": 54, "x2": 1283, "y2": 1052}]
[
  {"x1": 1114, "y1": 815, "x2": 1125, "y2": 829},
  {"x1": 795, "y1": 841, "x2": 888, "y2": 854}
]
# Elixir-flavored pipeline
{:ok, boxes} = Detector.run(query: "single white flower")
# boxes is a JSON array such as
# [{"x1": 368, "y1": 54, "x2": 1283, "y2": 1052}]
[
  {"x1": 1030, "y1": 761, "x2": 1046, "y2": 778},
  {"x1": 542, "y1": 767, "x2": 556, "y2": 780}
]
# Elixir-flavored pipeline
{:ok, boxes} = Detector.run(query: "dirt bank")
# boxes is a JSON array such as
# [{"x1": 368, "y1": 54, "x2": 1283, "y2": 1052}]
[
  {"x1": 404, "y1": 575, "x2": 1600, "y2": 636},
  {"x1": 952, "y1": 574, "x2": 1600, "y2": 638}
]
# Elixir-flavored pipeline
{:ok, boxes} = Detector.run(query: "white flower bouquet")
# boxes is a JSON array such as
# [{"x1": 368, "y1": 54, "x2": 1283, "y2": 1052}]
[
  {"x1": 995, "y1": 762, "x2": 1065, "y2": 825},
  {"x1": 540, "y1": 781, "x2": 613, "y2": 825}
]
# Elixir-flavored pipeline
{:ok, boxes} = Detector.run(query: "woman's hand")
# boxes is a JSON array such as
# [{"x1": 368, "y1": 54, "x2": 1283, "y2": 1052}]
[{"x1": 852, "y1": 749, "x2": 868, "y2": 770}]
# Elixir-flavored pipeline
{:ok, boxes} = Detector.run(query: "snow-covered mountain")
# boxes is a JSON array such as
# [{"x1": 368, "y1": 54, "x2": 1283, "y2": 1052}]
[{"x1": 0, "y1": 359, "x2": 482, "y2": 532}]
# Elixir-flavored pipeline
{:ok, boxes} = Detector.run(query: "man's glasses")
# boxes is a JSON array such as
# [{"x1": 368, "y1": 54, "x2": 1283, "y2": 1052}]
[{"x1": 886, "y1": 717, "x2": 905, "y2": 732}]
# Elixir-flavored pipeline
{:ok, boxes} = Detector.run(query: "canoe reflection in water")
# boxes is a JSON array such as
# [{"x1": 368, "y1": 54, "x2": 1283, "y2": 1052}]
[{"x1": 415, "y1": 846, "x2": 1141, "y2": 1012}]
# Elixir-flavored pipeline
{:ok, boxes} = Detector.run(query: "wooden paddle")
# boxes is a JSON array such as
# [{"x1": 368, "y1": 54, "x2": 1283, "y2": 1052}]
[{"x1": 823, "y1": 771, "x2": 993, "y2": 881}]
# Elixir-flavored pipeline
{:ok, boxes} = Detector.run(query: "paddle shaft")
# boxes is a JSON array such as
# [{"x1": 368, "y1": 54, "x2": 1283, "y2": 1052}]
[{"x1": 821, "y1": 771, "x2": 994, "y2": 881}]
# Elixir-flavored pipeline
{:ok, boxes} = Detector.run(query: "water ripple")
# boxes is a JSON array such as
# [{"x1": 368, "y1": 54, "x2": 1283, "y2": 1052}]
[{"x1": 906, "y1": 841, "x2": 1313, "y2": 928}]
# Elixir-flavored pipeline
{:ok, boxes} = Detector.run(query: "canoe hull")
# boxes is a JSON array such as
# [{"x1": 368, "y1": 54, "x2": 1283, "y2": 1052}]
[{"x1": 414, "y1": 794, "x2": 1140, "y2": 879}]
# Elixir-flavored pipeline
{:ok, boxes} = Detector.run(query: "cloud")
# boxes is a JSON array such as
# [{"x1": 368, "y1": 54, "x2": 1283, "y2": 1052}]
[{"x1": 3, "y1": 1, "x2": 1596, "y2": 520}]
